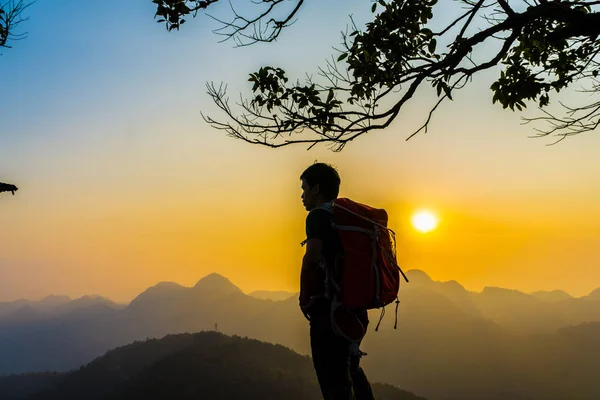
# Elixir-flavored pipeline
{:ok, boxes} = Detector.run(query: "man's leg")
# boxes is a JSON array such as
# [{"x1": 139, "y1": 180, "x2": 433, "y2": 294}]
[
  {"x1": 310, "y1": 308, "x2": 355, "y2": 400},
  {"x1": 325, "y1": 333, "x2": 355, "y2": 400},
  {"x1": 350, "y1": 352, "x2": 374, "y2": 400},
  {"x1": 349, "y1": 311, "x2": 374, "y2": 400},
  {"x1": 310, "y1": 321, "x2": 333, "y2": 399}
]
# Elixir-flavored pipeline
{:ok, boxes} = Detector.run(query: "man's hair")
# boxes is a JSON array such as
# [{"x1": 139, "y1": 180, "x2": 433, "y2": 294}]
[{"x1": 300, "y1": 162, "x2": 341, "y2": 201}]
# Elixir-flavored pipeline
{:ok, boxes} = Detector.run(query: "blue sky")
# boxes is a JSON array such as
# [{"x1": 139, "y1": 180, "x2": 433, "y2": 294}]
[{"x1": 1, "y1": 0, "x2": 599, "y2": 301}]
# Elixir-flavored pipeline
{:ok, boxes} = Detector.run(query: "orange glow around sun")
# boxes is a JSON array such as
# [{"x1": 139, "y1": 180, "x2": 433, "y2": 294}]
[{"x1": 411, "y1": 209, "x2": 439, "y2": 233}]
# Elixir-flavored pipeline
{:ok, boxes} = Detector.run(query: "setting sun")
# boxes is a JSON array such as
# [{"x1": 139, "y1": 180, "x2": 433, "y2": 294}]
[{"x1": 411, "y1": 210, "x2": 439, "y2": 233}]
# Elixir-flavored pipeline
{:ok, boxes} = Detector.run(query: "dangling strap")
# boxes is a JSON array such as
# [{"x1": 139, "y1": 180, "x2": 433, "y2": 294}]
[
  {"x1": 375, "y1": 307, "x2": 386, "y2": 331},
  {"x1": 394, "y1": 297, "x2": 400, "y2": 329},
  {"x1": 349, "y1": 341, "x2": 368, "y2": 358}
]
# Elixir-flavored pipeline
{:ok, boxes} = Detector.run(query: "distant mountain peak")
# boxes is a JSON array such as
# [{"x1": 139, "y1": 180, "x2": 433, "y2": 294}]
[
  {"x1": 405, "y1": 269, "x2": 433, "y2": 284},
  {"x1": 481, "y1": 286, "x2": 532, "y2": 297},
  {"x1": 193, "y1": 273, "x2": 242, "y2": 294},
  {"x1": 587, "y1": 287, "x2": 600, "y2": 299},
  {"x1": 531, "y1": 290, "x2": 572, "y2": 302},
  {"x1": 128, "y1": 281, "x2": 188, "y2": 307},
  {"x1": 69, "y1": 294, "x2": 117, "y2": 305},
  {"x1": 40, "y1": 294, "x2": 71, "y2": 302},
  {"x1": 443, "y1": 280, "x2": 466, "y2": 290},
  {"x1": 77, "y1": 295, "x2": 104, "y2": 301},
  {"x1": 153, "y1": 281, "x2": 186, "y2": 290}
]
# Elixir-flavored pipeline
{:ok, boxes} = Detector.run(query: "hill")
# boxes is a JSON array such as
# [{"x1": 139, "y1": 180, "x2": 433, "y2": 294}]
[
  {"x1": 3, "y1": 332, "x2": 425, "y2": 400},
  {"x1": 0, "y1": 271, "x2": 599, "y2": 400}
]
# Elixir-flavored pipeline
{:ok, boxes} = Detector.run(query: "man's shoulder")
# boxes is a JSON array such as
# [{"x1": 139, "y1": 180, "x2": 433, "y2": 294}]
[
  {"x1": 306, "y1": 207, "x2": 333, "y2": 225},
  {"x1": 307, "y1": 202, "x2": 334, "y2": 219},
  {"x1": 305, "y1": 206, "x2": 335, "y2": 241}
]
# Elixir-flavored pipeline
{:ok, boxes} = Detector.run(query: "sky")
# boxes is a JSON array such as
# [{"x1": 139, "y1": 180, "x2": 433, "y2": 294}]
[{"x1": 1, "y1": 0, "x2": 599, "y2": 303}]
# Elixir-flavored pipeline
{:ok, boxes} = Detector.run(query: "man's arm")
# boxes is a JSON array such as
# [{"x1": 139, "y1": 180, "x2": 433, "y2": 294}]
[
  {"x1": 299, "y1": 210, "x2": 328, "y2": 314},
  {"x1": 299, "y1": 238, "x2": 323, "y2": 314}
]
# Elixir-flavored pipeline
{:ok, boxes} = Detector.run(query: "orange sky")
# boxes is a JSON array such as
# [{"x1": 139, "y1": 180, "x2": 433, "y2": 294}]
[
  {"x1": 2, "y1": 123, "x2": 599, "y2": 302},
  {"x1": 1, "y1": 0, "x2": 599, "y2": 302}
]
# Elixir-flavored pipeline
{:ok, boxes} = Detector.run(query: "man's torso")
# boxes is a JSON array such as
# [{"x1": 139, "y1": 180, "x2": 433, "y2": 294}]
[{"x1": 303, "y1": 205, "x2": 341, "y2": 308}]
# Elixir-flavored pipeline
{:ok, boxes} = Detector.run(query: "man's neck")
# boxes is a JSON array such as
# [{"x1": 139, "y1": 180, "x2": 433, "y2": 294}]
[{"x1": 316, "y1": 197, "x2": 335, "y2": 207}]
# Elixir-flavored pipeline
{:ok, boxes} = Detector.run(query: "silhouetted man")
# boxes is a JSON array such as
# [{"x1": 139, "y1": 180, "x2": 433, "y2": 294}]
[{"x1": 299, "y1": 162, "x2": 374, "y2": 400}]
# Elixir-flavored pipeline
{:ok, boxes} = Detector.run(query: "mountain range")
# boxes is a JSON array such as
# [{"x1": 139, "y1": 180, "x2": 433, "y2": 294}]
[
  {"x1": 247, "y1": 290, "x2": 296, "y2": 301},
  {"x1": 0, "y1": 270, "x2": 598, "y2": 400}
]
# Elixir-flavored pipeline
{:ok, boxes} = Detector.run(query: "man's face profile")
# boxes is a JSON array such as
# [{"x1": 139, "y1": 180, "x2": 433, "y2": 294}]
[{"x1": 301, "y1": 179, "x2": 319, "y2": 211}]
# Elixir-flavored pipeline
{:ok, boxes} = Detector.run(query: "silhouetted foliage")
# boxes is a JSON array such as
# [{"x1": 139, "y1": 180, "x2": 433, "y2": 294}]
[
  {"x1": 152, "y1": 0, "x2": 600, "y2": 149},
  {"x1": 0, "y1": 1, "x2": 31, "y2": 50},
  {"x1": 1, "y1": 1, "x2": 31, "y2": 193},
  {"x1": 25, "y1": 332, "x2": 424, "y2": 400},
  {"x1": 0, "y1": 182, "x2": 18, "y2": 195},
  {"x1": 151, "y1": 0, "x2": 304, "y2": 44}
]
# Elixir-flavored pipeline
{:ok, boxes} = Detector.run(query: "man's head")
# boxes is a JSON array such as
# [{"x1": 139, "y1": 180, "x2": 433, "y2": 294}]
[{"x1": 300, "y1": 162, "x2": 341, "y2": 211}]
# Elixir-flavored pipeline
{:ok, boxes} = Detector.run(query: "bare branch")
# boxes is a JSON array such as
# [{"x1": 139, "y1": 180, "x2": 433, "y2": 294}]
[
  {"x1": 157, "y1": 0, "x2": 600, "y2": 149},
  {"x1": 496, "y1": 0, "x2": 516, "y2": 16},
  {"x1": 0, "y1": 0, "x2": 33, "y2": 49},
  {"x1": 153, "y1": 0, "x2": 304, "y2": 46}
]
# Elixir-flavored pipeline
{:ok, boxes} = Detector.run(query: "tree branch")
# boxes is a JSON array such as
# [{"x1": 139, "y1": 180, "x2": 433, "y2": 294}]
[
  {"x1": 0, "y1": 0, "x2": 32, "y2": 49},
  {"x1": 0, "y1": 182, "x2": 18, "y2": 195},
  {"x1": 159, "y1": 0, "x2": 600, "y2": 149}
]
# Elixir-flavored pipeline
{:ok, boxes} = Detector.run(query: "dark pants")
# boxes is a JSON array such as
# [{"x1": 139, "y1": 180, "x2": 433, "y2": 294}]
[{"x1": 309, "y1": 305, "x2": 374, "y2": 400}]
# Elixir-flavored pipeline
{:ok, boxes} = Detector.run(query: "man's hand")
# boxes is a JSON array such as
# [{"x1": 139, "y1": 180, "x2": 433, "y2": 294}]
[{"x1": 300, "y1": 305, "x2": 311, "y2": 321}]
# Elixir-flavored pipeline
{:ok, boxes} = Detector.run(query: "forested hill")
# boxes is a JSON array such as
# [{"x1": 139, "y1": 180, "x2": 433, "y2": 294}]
[{"x1": 0, "y1": 331, "x2": 426, "y2": 400}]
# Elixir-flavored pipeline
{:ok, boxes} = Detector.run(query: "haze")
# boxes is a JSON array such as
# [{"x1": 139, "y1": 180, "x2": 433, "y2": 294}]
[{"x1": 1, "y1": 0, "x2": 599, "y2": 303}]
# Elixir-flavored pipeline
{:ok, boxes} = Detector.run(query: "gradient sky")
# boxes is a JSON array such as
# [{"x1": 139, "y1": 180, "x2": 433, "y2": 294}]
[{"x1": 1, "y1": 0, "x2": 599, "y2": 302}]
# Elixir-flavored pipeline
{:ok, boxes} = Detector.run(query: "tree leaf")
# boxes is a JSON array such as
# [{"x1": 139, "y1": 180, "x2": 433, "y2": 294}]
[
  {"x1": 337, "y1": 52, "x2": 348, "y2": 62},
  {"x1": 428, "y1": 38, "x2": 437, "y2": 54}
]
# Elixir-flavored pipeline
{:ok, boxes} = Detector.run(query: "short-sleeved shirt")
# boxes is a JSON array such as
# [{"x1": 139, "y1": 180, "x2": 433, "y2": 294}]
[{"x1": 304, "y1": 206, "x2": 342, "y2": 303}]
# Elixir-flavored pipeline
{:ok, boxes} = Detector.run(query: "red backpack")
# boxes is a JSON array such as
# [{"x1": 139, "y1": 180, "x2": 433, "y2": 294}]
[{"x1": 309, "y1": 198, "x2": 409, "y2": 341}]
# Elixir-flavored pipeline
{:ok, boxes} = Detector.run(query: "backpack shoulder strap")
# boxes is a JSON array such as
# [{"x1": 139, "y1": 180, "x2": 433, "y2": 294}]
[{"x1": 300, "y1": 201, "x2": 335, "y2": 247}]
